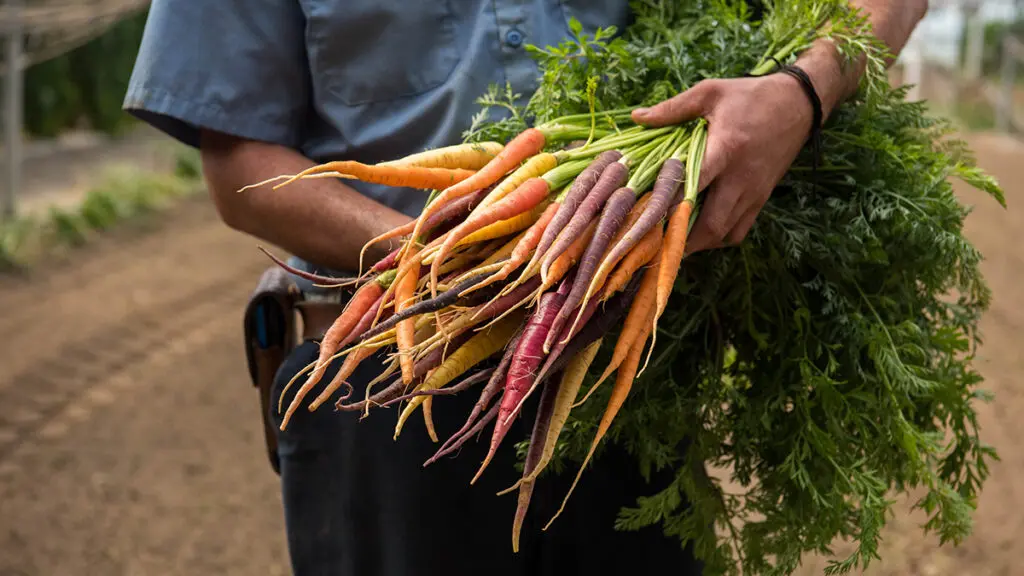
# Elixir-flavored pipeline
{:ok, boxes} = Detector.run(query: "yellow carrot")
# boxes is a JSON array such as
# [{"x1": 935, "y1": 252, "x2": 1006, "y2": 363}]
[
  {"x1": 474, "y1": 153, "x2": 558, "y2": 211},
  {"x1": 422, "y1": 396, "x2": 439, "y2": 443},
  {"x1": 394, "y1": 313, "x2": 522, "y2": 439},
  {"x1": 545, "y1": 302, "x2": 655, "y2": 530},
  {"x1": 382, "y1": 142, "x2": 504, "y2": 170},
  {"x1": 403, "y1": 128, "x2": 548, "y2": 268},
  {"x1": 458, "y1": 197, "x2": 553, "y2": 246}
]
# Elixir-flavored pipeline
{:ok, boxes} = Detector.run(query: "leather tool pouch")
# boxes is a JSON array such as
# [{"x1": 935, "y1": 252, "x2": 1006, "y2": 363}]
[{"x1": 243, "y1": 266, "x2": 300, "y2": 475}]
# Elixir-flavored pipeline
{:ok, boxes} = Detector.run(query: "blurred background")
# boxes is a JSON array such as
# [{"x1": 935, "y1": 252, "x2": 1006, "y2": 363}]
[{"x1": 0, "y1": 1, "x2": 1020, "y2": 575}]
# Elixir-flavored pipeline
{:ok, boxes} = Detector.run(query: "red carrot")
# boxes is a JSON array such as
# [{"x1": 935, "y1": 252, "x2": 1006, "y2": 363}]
[
  {"x1": 540, "y1": 159, "x2": 629, "y2": 278},
  {"x1": 545, "y1": 186, "x2": 636, "y2": 353},
  {"x1": 259, "y1": 246, "x2": 355, "y2": 287},
  {"x1": 472, "y1": 289, "x2": 567, "y2": 484}
]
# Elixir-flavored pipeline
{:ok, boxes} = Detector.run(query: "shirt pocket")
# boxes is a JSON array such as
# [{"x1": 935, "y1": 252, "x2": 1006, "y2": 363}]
[
  {"x1": 303, "y1": 0, "x2": 461, "y2": 106},
  {"x1": 556, "y1": 0, "x2": 631, "y2": 36}
]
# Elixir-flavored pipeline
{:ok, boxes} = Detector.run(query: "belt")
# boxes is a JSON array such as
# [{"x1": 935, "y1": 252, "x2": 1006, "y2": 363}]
[{"x1": 243, "y1": 265, "x2": 352, "y2": 475}]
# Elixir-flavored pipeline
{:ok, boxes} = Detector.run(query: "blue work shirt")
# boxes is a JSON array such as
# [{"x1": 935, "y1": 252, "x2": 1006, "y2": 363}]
[{"x1": 124, "y1": 1, "x2": 630, "y2": 246}]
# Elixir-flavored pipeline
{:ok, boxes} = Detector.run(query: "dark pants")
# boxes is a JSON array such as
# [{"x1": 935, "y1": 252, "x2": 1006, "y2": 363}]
[{"x1": 271, "y1": 340, "x2": 703, "y2": 576}]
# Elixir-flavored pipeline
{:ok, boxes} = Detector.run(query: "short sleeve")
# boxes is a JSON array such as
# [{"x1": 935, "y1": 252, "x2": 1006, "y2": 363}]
[{"x1": 123, "y1": 0, "x2": 309, "y2": 149}]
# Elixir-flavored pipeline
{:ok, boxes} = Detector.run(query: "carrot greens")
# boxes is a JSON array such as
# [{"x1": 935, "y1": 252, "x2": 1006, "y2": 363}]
[{"x1": 248, "y1": 2, "x2": 1005, "y2": 574}]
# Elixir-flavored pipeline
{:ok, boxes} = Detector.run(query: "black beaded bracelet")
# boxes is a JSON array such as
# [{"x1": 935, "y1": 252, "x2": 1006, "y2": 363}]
[{"x1": 777, "y1": 64, "x2": 824, "y2": 173}]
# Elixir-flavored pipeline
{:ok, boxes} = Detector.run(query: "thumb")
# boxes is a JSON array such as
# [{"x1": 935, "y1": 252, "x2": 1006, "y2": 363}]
[{"x1": 632, "y1": 80, "x2": 720, "y2": 127}]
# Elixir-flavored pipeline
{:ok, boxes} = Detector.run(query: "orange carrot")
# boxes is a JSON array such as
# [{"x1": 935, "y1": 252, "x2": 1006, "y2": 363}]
[
  {"x1": 396, "y1": 246, "x2": 421, "y2": 384},
  {"x1": 577, "y1": 259, "x2": 659, "y2": 407},
  {"x1": 273, "y1": 161, "x2": 476, "y2": 191},
  {"x1": 405, "y1": 128, "x2": 547, "y2": 263},
  {"x1": 302, "y1": 279, "x2": 383, "y2": 393},
  {"x1": 604, "y1": 227, "x2": 663, "y2": 297},
  {"x1": 307, "y1": 345, "x2": 378, "y2": 412},
  {"x1": 430, "y1": 177, "x2": 552, "y2": 295},
  {"x1": 458, "y1": 197, "x2": 552, "y2": 246},
  {"x1": 545, "y1": 300, "x2": 655, "y2": 530},
  {"x1": 463, "y1": 201, "x2": 559, "y2": 297},
  {"x1": 655, "y1": 199, "x2": 693, "y2": 323}
]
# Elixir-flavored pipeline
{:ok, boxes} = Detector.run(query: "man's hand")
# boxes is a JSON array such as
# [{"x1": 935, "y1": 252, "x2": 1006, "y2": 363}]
[
  {"x1": 631, "y1": 73, "x2": 817, "y2": 252},
  {"x1": 631, "y1": 0, "x2": 927, "y2": 253}
]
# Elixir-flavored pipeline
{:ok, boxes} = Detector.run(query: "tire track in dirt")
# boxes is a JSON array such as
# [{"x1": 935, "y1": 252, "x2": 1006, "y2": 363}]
[
  {"x1": 0, "y1": 196, "x2": 290, "y2": 576},
  {"x1": 0, "y1": 198, "x2": 270, "y2": 395},
  {"x1": 0, "y1": 260, "x2": 263, "y2": 461},
  {"x1": 0, "y1": 196, "x2": 222, "y2": 323}
]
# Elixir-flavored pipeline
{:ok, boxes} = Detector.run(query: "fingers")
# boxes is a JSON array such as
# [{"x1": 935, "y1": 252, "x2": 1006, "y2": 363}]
[
  {"x1": 686, "y1": 177, "x2": 742, "y2": 254},
  {"x1": 724, "y1": 202, "x2": 762, "y2": 247},
  {"x1": 632, "y1": 80, "x2": 721, "y2": 127}
]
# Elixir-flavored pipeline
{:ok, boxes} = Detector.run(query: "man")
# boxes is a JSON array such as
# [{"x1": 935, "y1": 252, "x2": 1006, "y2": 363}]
[{"x1": 124, "y1": 1, "x2": 926, "y2": 574}]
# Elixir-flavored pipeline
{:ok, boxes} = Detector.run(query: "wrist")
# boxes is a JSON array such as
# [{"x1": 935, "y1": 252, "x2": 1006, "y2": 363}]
[{"x1": 792, "y1": 39, "x2": 861, "y2": 121}]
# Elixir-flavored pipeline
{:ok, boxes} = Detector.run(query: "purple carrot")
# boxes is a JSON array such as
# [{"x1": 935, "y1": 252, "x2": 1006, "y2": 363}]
[
  {"x1": 525, "y1": 151, "x2": 622, "y2": 275},
  {"x1": 425, "y1": 188, "x2": 489, "y2": 232},
  {"x1": 473, "y1": 276, "x2": 542, "y2": 321},
  {"x1": 353, "y1": 273, "x2": 493, "y2": 342},
  {"x1": 540, "y1": 159, "x2": 629, "y2": 277},
  {"x1": 599, "y1": 158, "x2": 684, "y2": 283},
  {"x1": 379, "y1": 368, "x2": 495, "y2": 407},
  {"x1": 536, "y1": 274, "x2": 643, "y2": 384},
  {"x1": 259, "y1": 246, "x2": 356, "y2": 285},
  {"x1": 426, "y1": 331, "x2": 523, "y2": 465},
  {"x1": 472, "y1": 290, "x2": 567, "y2": 484},
  {"x1": 509, "y1": 372, "x2": 562, "y2": 551},
  {"x1": 369, "y1": 246, "x2": 402, "y2": 273},
  {"x1": 544, "y1": 186, "x2": 636, "y2": 353}
]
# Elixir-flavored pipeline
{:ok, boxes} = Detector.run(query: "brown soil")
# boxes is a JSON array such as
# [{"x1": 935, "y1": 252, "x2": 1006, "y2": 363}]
[{"x1": 0, "y1": 132, "x2": 1020, "y2": 575}]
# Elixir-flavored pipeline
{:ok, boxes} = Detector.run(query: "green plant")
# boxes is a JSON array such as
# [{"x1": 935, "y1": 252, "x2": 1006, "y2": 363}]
[
  {"x1": 461, "y1": 2, "x2": 1003, "y2": 573},
  {"x1": 47, "y1": 207, "x2": 87, "y2": 247},
  {"x1": 174, "y1": 146, "x2": 203, "y2": 181},
  {"x1": 23, "y1": 9, "x2": 149, "y2": 137}
]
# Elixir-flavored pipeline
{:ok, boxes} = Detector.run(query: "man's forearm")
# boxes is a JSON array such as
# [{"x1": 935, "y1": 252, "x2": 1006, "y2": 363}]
[
  {"x1": 200, "y1": 130, "x2": 412, "y2": 272},
  {"x1": 795, "y1": 0, "x2": 928, "y2": 118}
]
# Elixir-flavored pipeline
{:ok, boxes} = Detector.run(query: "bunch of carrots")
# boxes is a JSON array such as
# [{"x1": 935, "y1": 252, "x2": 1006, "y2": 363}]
[{"x1": 250, "y1": 111, "x2": 709, "y2": 551}]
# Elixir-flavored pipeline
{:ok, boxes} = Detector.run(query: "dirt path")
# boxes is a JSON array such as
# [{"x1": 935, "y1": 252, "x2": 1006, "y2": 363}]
[
  {"x1": 0, "y1": 132, "x2": 1020, "y2": 576},
  {"x1": 0, "y1": 197, "x2": 290, "y2": 575}
]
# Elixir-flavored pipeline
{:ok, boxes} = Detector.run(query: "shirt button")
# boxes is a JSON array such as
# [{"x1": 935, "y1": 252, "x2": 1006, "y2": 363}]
[{"x1": 505, "y1": 28, "x2": 524, "y2": 48}]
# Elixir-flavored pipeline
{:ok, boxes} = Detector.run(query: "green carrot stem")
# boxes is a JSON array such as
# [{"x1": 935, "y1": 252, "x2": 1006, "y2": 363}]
[
  {"x1": 543, "y1": 159, "x2": 595, "y2": 191},
  {"x1": 560, "y1": 127, "x2": 674, "y2": 161},
  {"x1": 375, "y1": 269, "x2": 398, "y2": 289},
  {"x1": 538, "y1": 124, "x2": 613, "y2": 142},
  {"x1": 552, "y1": 106, "x2": 642, "y2": 124},
  {"x1": 683, "y1": 120, "x2": 709, "y2": 204}
]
